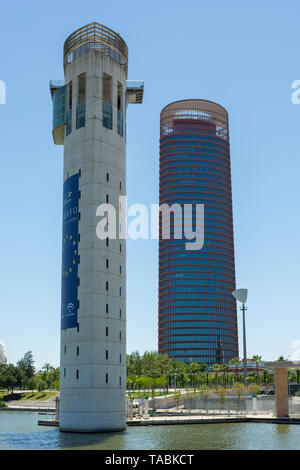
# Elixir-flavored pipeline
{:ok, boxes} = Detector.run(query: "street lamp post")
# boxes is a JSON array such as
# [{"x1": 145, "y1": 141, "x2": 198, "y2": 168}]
[{"x1": 232, "y1": 288, "x2": 248, "y2": 387}]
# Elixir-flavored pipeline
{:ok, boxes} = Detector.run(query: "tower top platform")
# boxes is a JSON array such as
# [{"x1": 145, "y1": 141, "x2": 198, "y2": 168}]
[{"x1": 63, "y1": 22, "x2": 128, "y2": 76}]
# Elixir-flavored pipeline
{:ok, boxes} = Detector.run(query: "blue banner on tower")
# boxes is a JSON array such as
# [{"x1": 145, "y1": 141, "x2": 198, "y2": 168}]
[{"x1": 61, "y1": 174, "x2": 79, "y2": 330}]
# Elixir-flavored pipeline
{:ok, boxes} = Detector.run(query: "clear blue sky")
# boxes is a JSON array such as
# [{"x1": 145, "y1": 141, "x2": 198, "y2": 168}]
[{"x1": 0, "y1": 0, "x2": 300, "y2": 370}]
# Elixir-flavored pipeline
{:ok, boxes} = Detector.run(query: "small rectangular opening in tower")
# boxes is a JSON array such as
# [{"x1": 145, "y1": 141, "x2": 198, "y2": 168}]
[
  {"x1": 66, "y1": 81, "x2": 72, "y2": 135},
  {"x1": 76, "y1": 74, "x2": 86, "y2": 129},
  {"x1": 117, "y1": 82, "x2": 123, "y2": 136},
  {"x1": 103, "y1": 73, "x2": 112, "y2": 129}
]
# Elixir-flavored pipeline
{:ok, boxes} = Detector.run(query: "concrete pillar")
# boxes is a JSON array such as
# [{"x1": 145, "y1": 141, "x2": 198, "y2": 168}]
[
  {"x1": 55, "y1": 396, "x2": 60, "y2": 422},
  {"x1": 275, "y1": 368, "x2": 289, "y2": 417},
  {"x1": 143, "y1": 398, "x2": 149, "y2": 419},
  {"x1": 128, "y1": 399, "x2": 133, "y2": 420}
]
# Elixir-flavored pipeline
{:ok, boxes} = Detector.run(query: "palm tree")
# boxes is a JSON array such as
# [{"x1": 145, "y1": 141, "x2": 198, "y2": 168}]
[
  {"x1": 42, "y1": 363, "x2": 51, "y2": 374},
  {"x1": 229, "y1": 357, "x2": 242, "y2": 383},
  {"x1": 277, "y1": 355, "x2": 288, "y2": 361},
  {"x1": 252, "y1": 355, "x2": 262, "y2": 384},
  {"x1": 189, "y1": 362, "x2": 203, "y2": 394},
  {"x1": 212, "y1": 364, "x2": 221, "y2": 388},
  {"x1": 219, "y1": 364, "x2": 228, "y2": 387}
]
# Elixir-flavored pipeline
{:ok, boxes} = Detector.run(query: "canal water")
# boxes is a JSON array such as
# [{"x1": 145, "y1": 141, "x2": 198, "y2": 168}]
[{"x1": 0, "y1": 411, "x2": 300, "y2": 450}]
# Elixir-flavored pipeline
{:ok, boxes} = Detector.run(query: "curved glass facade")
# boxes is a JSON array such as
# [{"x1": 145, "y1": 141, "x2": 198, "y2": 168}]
[
  {"x1": 52, "y1": 85, "x2": 66, "y2": 131},
  {"x1": 158, "y1": 100, "x2": 238, "y2": 366}
]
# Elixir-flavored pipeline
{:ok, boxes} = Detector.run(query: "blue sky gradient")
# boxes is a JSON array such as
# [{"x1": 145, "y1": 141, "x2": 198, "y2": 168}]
[{"x1": 0, "y1": 0, "x2": 300, "y2": 370}]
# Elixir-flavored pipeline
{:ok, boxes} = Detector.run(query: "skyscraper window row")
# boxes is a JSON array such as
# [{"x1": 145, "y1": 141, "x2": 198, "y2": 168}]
[
  {"x1": 160, "y1": 278, "x2": 235, "y2": 288},
  {"x1": 160, "y1": 262, "x2": 235, "y2": 273},
  {"x1": 161, "y1": 176, "x2": 232, "y2": 187},
  {"x1": 161, "y1": 185, "x2": 232, "y2": 196},
  {"x1": 160, "y1": 321, "x2": 237, "y2": 330},
  {"x1": 159, "y1": 290, "x2": 236, "y2": 301},
  {"x1": 160, "y1": 241, "x2": 232, "y2": 252},
  {"x1": 160, "y1": 265, "x2": 235, "y2": 276},
  {"x1": 160, "y1": 249, "x2": 234, "y2": 262},
  {"x1": 160, "y1": 197, "x2": 233, "y2": 212},
  {"x1": 159, "y1": 313, "x2": 236, "y2": 321},
  {"x1": 161, "y1": 307, "x2": 237, "y2": 316},
  {"x1": 160, "y1": 298, "x2": 236, "y2": 308},
  {"x1": 160, "y1": 160, "x2": 231, "y2": 173},
  {"x1": 161, "y1": 139, "x2": 229, "y2": 152},
  {"x1": 162, "y1": 340, "x2": 237, "y2": 349},
  {"x1": 161, "y1": 154, "x2": 231, "y2": 166},
  {"x1": 160, "y1": 166, "x2": 231, "y2": 178},
  {"x1": 161, "y1": 330, "x2": 237, "y2": 338}
]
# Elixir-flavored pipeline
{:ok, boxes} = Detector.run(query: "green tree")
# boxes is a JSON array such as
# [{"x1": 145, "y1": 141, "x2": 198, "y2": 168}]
[
  {"x1": 198, "y1": 385, "x2": 209, "y2": 408},
  {"x1": 229, "y1": 357, "x2": 242, "y2": 382},
  {"x1": 277, "y1": 355, "x2": 288, "y2": 362},
  {"x1": 216, "y1": 387, "x2": 227, "y2": 410},
  {"x1": 248, "y1": 383, "x2": 260, "y2": 397},
  {"x1": 189, "y1": 362, "x2": 205, "y2": 394},
  {"x1": 17, "y1": 351, "x2": 35, "y2": 379},
  {"x1": 27, "y1": 377, "x2": 37, "y2": 392},
  {"x1": 37, "y1": 380, "x2": 47, "y2": 393},
  {"x1": 252, "y1": 355, "x2": 262, "y2": 383},
  {"x1": 232, "y1": 382, "x2": 246, "y2": 410}
]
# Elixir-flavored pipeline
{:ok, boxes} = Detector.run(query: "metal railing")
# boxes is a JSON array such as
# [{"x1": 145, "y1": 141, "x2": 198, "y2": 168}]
[{"x1": 64, "y1": 22, "x2": 128, "y2": 76}]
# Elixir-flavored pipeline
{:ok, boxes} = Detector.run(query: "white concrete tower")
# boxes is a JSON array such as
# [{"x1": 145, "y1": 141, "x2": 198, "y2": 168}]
[{"x1": 50, "y1": 22, "x2": 143, "y2": 432}]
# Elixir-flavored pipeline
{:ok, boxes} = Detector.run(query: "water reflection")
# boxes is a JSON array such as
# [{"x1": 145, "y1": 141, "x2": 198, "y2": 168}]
[{"x1": 1, "y1": 412, "x2": 300, "y2": 450}]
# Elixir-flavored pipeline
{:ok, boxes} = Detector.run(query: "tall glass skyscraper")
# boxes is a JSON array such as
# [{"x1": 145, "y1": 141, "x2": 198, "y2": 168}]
[{"x1": 158, "y1": 99, "x2": 238, "y2": 366}]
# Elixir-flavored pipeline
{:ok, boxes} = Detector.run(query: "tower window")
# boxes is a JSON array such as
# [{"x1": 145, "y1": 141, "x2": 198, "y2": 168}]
[
  {"x1": 120, "y1": 308, "x2": 122, "y2": 318},
  {"x1": 64, "y1": 345, "x2": 66, "y2": 355},
  {"x1": 76, "y1": 369, "x2": 79, "y2": 380},
  {"x1": 119, "y1": 287, "x2": 122, "y2": 296},
  {"x1": 77, "y1": 323, "x2": 80, "y2": 332},
  {"x1": 78, "y1": 255, "x2": 80, "y2": 263},
  {"x1": 119, "y1": 353, "x2": 122, "y2": 363},
  {"x1": 78, "y1": 277, "x2": 80, "y2": 286},
  {"x1": 120, "y1": 181, "x2": 122, "y2": 190},
  {"x1": 64, "y1": 368, "x2": 66, "y2": 378},
  {"x1": 106, "y1": 173, "x2": 109, "y2": 182},
  {"x1": 106, "y1": 373, "x2": 108, "y2": 383},
  {"x1": 76, "y1": 73, "x2": 86, "y2": 129},
  {"x1": 119, "y1": 376, "x2": 121, "y2": 386},
  {"x1": 106, "y1": 259, "x2": 109, "y2": 269},
  {"x1": 106, "y1": 350, "x2": 108, "y2": 360},
  {"x1": 117, "y1": 82, "x2": 123, "y2": 137},
  {"x1": 106, "y1": 194, "x2": 109, "y2": 203},
  {"x1": 106, "y1": 281, "x2": 109, "y2": 291},
  {"x1": 106, "y1": 238, "x2": 109, "y2": 247},
  {"x1": 119, "y1": 331, "x2": 122, "y2": 341},
  {"x1": 103, "y1": 74, "x2": 112, "y2": 129},
  {"x1": 66, "y1": 81, "x2": 72, "y2": 135},
  {"x1": 120, "y1": 265, "x2": 122, "y2": 274},
  {"x1": 77, "y1": 300, "x2": 80, "y2": 309},
  {"x1": 79, "y1": 168, "x2": 81, "y2": 177},
  {"x1": 106, "y1": 303, "x2": 109, "y2": 313},
  {"x1": 77, "y1": 346, "x2": 79, "y2": 356},
  {"x1": 106, "y1": 327, "x2": 108, "y2": 337}
]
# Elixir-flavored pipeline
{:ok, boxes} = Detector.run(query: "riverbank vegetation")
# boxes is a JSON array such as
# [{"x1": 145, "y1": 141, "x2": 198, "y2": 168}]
[{"x1": 1, "y1": 350, "x2": 299, "y2": 401}]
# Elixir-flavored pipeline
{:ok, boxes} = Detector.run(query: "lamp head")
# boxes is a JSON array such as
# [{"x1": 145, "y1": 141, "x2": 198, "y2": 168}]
[{"x1": 232, "y1": 288, "x2": 248, "y2": 304}]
